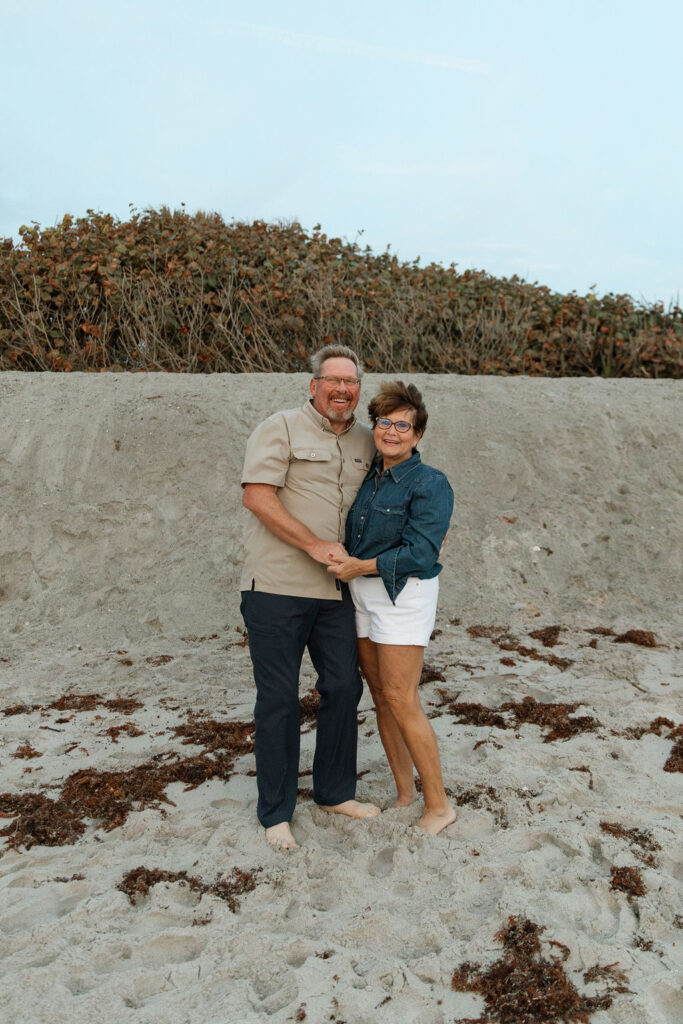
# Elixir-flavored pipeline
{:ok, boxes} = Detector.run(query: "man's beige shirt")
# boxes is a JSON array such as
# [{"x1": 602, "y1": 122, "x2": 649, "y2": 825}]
[{"x1": 240, "y1": 400, "x2": 375, "y2": 599}]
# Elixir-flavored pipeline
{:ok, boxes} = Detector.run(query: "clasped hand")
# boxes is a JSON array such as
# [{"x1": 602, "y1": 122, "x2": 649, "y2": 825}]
[{"x1": 326, "y1": 554, "x2": 368, "y2": 582}]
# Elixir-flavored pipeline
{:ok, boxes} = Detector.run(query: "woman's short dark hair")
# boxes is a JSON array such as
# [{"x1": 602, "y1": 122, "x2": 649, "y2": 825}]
[{"x1": 368, "y1": 381, "x2": 428, "y2": 436}]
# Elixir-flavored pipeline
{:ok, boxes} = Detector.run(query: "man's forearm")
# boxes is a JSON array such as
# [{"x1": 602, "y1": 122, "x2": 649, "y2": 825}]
[{"x1": 242, "y1": 484, "x2": 346, "y2": 564}]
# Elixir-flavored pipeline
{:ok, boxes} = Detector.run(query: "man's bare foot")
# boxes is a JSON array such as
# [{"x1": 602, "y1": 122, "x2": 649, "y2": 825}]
[
  {"x1": 318, "y1": 799, "x2": 381, "y2": 819},
  {"x1": 265, "y1": 822, "x2": 298, "y2": 849},
  {"x1": 416, "y1": 804, "x2": 457, "y2": 835}
]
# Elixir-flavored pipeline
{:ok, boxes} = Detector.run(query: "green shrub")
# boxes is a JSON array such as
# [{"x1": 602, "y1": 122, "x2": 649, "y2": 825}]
[{"x1": 1, "y1": 207, "x2": 680, "y2": 376}]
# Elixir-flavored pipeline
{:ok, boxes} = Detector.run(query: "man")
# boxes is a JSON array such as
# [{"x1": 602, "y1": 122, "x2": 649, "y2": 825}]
[{"x1": 240, "y1": 344, "x2": 381, "y2": 849}]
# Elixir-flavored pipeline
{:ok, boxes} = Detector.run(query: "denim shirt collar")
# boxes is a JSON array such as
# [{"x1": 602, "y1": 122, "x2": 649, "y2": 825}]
[{"x1": 373, "y1": 449, "x2": 423, "y2": 483}]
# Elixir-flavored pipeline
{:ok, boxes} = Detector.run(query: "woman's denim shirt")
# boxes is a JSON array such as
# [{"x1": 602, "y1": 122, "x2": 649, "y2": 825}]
[{"x1": 345, "y1": 451, "x2": 454, "y2": 603}]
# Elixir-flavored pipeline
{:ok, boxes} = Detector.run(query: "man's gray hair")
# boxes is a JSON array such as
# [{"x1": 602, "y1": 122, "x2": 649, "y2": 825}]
[{"x1": 310, "y1": 344, "x2": 363, "y2": 379}]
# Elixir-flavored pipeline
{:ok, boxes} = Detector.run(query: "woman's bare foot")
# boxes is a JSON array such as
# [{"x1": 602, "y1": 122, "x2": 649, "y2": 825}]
[
  {"x1": 265, "y1": 822, "x2": 298, "y2": 849},
  {"x1": 416, "y1": 804, "x2": 457, "y2": 835},
  {"x1": 318, "y1": 799, "x2": 381, "y2": 819}
]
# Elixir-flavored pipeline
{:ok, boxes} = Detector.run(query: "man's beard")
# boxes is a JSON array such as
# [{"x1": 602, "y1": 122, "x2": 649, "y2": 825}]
[{"x1": 325, "y1": 403, "x2": 354, "y2": 423}]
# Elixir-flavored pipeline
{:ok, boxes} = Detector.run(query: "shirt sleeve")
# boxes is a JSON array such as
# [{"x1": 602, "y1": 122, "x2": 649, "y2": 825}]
[
  {"x1": 241, "y1": 414, "x2": 291, "y2": 487},
  {"x1": 375, "y1": 474, "x2": 454, "y2": 599}
]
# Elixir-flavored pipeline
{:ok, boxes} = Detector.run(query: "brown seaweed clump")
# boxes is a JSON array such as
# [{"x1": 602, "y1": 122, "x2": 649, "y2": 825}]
[
  {"x1": 0, "y1": 793, "x2": 86, "y2": 849},
  {"x1": 1, "y1": 744, "x2": 251, "y2": 850},
  {"x1": 452, "y1": 916, "x2": 630, "y2": 1023},
  {"x1": 663, "y1": 726, "x2": 683, "y2": 773},
  {"x1": 12, "y1": 743, "x2": 43, "y2": 759},
  {"x1": 172, "y1": 716, "x2": 254, "y2": 755},
  {"x1": 117, "y1": 864, "x2": 261, "y2": 912},
  {"x1": 106, "y1": 723, "x2": 145, "y2": 743},
  {"x1": 467, "y1": 625, "x2": 510, "y2": 641},
  {"x1": 2, "y1": 704, "x2": 34, "y2": 717},
  {"x1": 528, "y1": 626, "x2": 562, "y2": 647},
  {"x1": 610, "y1": 866, "x2": 646, "y2": 897},
  {"x1": 2, "y1": 693, "x2": 144, "y2": 716},
  {"x1": 420, "y1": 662, "x2": 447, "y2": 685},
  {"x1": 449, "y1": 696, "x2": 600, "y2": 743},
  {"x1": 145, "y1": 655, "x2": 174, "y2": 666},
  {"x1": 613, "y1": 630, "x2": 658, "y2": 647},
  {"x1": 298, "y1": 689, "x2": 321, "y2": 727},
  {"x1": 621, "y1": 717, "x2": 683, "y2": 773}
]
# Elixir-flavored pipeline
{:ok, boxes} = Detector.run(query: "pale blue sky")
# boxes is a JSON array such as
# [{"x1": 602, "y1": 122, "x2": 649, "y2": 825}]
[{"x1": 2, "y1": 0, "x2": 681, "y2": 305}]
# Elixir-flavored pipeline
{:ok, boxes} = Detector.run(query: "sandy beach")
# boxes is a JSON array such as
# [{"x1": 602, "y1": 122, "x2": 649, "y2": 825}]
[{"x1": 1, "y1": 373, "x2": 681, "y2": 1023}]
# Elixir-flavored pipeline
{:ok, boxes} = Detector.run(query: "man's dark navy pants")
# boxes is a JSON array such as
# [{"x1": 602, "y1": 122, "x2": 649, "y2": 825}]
[{"x1": 240, "y1": 586, "x2": 363, "y2": 828}]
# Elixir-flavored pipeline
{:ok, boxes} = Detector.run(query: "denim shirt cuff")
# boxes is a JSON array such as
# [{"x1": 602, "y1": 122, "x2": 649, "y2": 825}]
[{"x1": 376, "y1": 548, "x2": 406, "y2": 604}]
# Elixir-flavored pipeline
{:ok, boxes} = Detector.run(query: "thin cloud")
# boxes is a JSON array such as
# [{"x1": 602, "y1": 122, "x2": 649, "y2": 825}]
[{"x1": 229, "y1": 22, "x2": 492, "y2": 74}]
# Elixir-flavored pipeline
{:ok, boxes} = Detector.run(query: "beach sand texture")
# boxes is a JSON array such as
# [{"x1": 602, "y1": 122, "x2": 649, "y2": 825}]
[{"x1": 1, "y1": 373, "x2": 681, "y2": 1023}]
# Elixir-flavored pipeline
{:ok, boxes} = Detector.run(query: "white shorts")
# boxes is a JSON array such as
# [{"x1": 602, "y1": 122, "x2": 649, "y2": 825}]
[{"x1": 348, "y1": 575, "x2": 439, "y2": 647}]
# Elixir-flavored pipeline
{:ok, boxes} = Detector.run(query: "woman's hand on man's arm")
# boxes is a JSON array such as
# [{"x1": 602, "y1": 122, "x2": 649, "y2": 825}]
[{"x1": 326, "y1": 555, "x2": 377, "y2": 582}]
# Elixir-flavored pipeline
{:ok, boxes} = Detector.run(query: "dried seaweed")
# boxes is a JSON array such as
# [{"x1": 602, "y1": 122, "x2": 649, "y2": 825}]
[
  {"x1": 610, "y1": 866, "x2": 645, "y2": 896},
  {"x1": 103, "y1": 696, "x2": 143, "y2": 715},
  {"x1": 449, "y1": 696, "x2": 600, "y2": 743},
  {"x1": 172, "y1": 716, "x2": 254, "y2": 755},
  {"x1": 582, "y1": 963, "x2": 631, "y2": 990},
  {"x1": 663, "y1": 733, "x2": 683, "y2": 773},
  {"x1": 613, "y1": 630, "x2": 658, "y2": 648},
  {"x1": 117, "y1": 864, "x2": 261, "y2": 911},
  {"x1": 466, "y1": 625, "x2": 573, "y2": 671},
  {"x1": 528, "y1": 626, "x2": 562, "y2": 647},
  {"x1": 452, "y1": 916, "x2": 630, "y2": 1023},
  {"x1": 621, "y1": 717, "x2": 683, "y2": 772},
  {"x1": 445, "y1": 784, "x2": 508, "y2": 828},
  {"x1": 2, "y1": 694, "x2": 143, "y2": 716},
  {"x1": 0, "y1": 793, "x2": 86, "y2": 849},
  {"x1": 1, "y1": 742, "x2": 251, "y2": 850},
  {"x1": 145, "y1": 655, "x2": 174, "y2": 666},
  {"x1": 584, "y1": 627, "x2": 614, "y2": 637},
  {"x1": 623, "y1": 716, "x2": 675, "y2": 740},
  {"x1": 467, "y1": 625, "x2": 510, "y2": 640},
  {"x1": 299, "y1": 689, "x2": 321, "y2": 726},
  {"x1": 420, "y1": 662, "x2": 447, "y2": 685},
  {"x1": 600, "y1": 821, "x2": 660, "y2": 866},
  {"x1": 49, "y1": 693, "x2": 101, "y2": 712},
  {"x1": 2, "y1": 704, "x2": 33, "y2": 717},
  {"x1": 105, "y1": 723, "x2": 145, "y2": 743},
  {"x1": 12, "y1": 743, "x2": 43, "y2": 759},
  {"x1": 449, "y1": 702, "x2": 508, "y2": 730}
]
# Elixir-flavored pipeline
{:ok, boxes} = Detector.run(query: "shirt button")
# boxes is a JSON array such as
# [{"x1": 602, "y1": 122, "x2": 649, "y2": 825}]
[{"x1": 310, "y1": 452, "x2": 317, "y2": 458}]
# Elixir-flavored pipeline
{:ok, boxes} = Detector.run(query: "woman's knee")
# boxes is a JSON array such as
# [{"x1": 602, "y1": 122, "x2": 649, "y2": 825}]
[{"x1": 382, "y1": 686, "x2": 418, "y2": 720}]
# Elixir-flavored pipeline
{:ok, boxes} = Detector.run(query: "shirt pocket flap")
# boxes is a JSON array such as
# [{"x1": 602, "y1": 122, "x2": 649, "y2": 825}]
[
  {"x1": 291, "y1": 446, "x2": 332, "y2": 463},
  {"x1": 377, "y1": 502, "x2": 408, "y2": 516}
]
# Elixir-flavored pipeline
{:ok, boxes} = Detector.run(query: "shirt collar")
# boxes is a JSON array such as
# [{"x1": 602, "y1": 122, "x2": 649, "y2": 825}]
[
  {"x1": 373, "y1": 450, "x2": 422, "y2": 482},
  {"x1": 304, "y1": 399, "x2": 357, "y2": 435}
]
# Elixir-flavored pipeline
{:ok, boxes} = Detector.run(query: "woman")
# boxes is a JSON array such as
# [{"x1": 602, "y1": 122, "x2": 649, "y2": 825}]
[{"x1": 328, "y1": 381, "x2": 456, "y2": 835}]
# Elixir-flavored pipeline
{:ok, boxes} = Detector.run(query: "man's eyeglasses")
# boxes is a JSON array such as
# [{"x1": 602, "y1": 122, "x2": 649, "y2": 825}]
[
  {"x1": 315, "y1": 375, "x2": 362, "y2": 387},
  {"x1": 375, "y1": 417, "x2": 413, "y2": 433}
]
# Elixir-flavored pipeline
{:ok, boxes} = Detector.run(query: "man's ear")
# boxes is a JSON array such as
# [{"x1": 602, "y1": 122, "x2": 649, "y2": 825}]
[{"x1": 309, "y1": 378, "x2": 317, "y2": 398}]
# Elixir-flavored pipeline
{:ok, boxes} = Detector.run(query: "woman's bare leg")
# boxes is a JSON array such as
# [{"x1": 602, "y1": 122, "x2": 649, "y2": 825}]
[
  {"x1": 357, "y1": 637, "x2": 417, "y2": 806},
  {"x1": 375, "y1": 644, "x2": 456, "y2": 835}
]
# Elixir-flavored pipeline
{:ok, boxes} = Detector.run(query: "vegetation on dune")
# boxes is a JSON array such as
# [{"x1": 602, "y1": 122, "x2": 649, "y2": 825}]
[{"x1": 0, "y1": 207, "x2": 680, "y2": 376}]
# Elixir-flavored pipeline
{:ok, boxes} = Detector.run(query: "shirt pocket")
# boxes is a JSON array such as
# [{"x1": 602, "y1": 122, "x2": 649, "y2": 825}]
[
  {"x1": 374, "y1": 502, "x2": 408, "y2": 545},
  {"x1": 290, "y1": 446, "x2": 332, "y2": 464}
]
